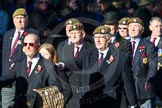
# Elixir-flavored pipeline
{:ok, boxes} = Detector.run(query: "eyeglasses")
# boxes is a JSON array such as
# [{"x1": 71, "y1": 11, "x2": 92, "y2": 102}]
[
  {"x1": 118, "y1": 27, "x2": 127, "y2": 30},
  {"x1": 23, "y1": 43, "x2": 35, "y2": 47},
  {"x1": 39, "y1": 1, "x2": 48, "y2": 4}
]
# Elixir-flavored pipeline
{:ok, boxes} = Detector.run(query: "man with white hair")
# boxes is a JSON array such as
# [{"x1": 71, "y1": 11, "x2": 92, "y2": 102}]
[{"x1": 128, "y1": 17, "x2": 157, "y2": 107}]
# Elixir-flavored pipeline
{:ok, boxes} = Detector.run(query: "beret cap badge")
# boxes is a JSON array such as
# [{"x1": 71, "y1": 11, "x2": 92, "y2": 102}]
[
  {"x1": 122, "y1": 21, "x2": 126, "y2": 24},
  {"x1": 133, "y1": 18, "x2": 137, "y2": 22},
  {"x1": 68, "y1": 20, "x2": 72, "y2": 24},
  {"x1": 73, "y1": 25, "x2": 76, "y2": 29},
  {"x1": 101, "y1": 29, "x2": 105, "y2": 34}
]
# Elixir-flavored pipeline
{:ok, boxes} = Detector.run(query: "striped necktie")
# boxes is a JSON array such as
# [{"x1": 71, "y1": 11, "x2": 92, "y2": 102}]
[
  {"x1": 10, "y1": 31, "x2": 21, "y2": 58},
  {"x1": 27, "y1": 61, "x2": 32, "y2": 77}
]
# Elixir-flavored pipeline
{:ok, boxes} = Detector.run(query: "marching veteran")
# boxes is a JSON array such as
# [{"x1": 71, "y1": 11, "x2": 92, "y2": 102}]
[
  {"x1": 0, "y1": 33, "x2": 62, "y2": 108},
  {"x1": 128, "y1": 17, "x2": 157, "y2": 107}
]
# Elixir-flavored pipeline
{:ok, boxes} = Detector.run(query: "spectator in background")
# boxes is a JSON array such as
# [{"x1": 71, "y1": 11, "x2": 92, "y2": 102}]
[
  {"x1": 133, "y1": 0, "x2": 156, "y2": 37},
  {"x1": 118, "y1": 17, "x2": 130, "y2": 40},
  {"x1": 56, "y1": 0, "x2": 79, "y2": 17},
  {"x1": 0, "y1": 0, "x2": 9, "y2": 79},
  {"x1": 124, "y1": 0, "x2": 138, "y2": 17},
  {"x1": 29, "y1": 0, "x2": 55, "y2": 43},
  {"x1": 0, "y1": 1, "x2": 9, "y2": 37},
  {"x1": 1, "y1": 8, "x2": 39, "y2": 108}
]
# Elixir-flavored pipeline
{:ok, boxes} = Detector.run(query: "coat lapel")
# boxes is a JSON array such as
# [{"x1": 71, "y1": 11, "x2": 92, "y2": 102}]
[
  {"x1": 132, "y1": 40, "x2": 144, "y2": 71},
  {"x1": 100, "y1": 46, "x2": 118, "y2": 82},
  {"x1": 157, "y1": 37, "x2": 162, "y2": 48},
  {"x1": 27, "y1": 57, "x2": 45, "y2": 83},
  {"x1": 12, "y1": 30, "x2": 26, "y2": 56},
  {"x1": 62, "y1": 44, "x2": 74, "y2": 61},
  {"x1": 20, "y1": 58, "x2": 28, "y2": 79}
]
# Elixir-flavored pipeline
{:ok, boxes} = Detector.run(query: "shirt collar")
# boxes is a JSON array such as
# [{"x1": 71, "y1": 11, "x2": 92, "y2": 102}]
[
  {"x1": 27, "y1": 54, "x2": 40, "y2": 63},
  {"x1": 98, "y1": 47, "x2": 109, "y2": 58}
]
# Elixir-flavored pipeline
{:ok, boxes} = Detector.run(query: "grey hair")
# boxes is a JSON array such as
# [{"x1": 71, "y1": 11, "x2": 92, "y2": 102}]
[{"x1": 149, "y1": 17, "x2": 162, "y2": 25}]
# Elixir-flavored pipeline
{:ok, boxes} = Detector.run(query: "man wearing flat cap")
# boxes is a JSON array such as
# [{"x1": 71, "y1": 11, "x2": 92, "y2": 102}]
[
  {"x1": 128, "y1": 17, "x2": 157, "y2": 107},
  {"x1": 57, "y1": 18, "x2": 80, "y2": 61},
  {"x1": 133, "y1": 0, "x2": 156, "y2": 37},
  {"x1": 58, "y1": 25, "x2": 139, "y2": 108},
  {"x1": 1, "y1": 8, "x2": 39, "y2": 108},
  {"x1": 103, "y1": 11, "x2": 132, "y2": 57},
  {"x1": 58, "y1": 22, "x2": 94, "y2": 108}
]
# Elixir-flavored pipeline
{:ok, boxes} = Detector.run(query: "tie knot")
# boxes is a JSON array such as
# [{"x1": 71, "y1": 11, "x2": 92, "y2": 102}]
[
  {"x1": 98, "y1": 52, "x2": 104, "y2": 64},
  {"x1": 76, "y1": 46, "x2": 80, "y2": 51},
  {"x1": 28, "y1": 61, "x2": 32, "y2": 66},
  {"x1": 17, "y1": 31, "x2": 21, "y2": 37},
  {"x1": 152, "y1": 38, "x2": 157, "y2": 44},
  {"x1": 100, "y1": 52, "x2": 104, "y2": 57},
  {"x1": 132, "y1": 41, "x2": 136, "y2": 44}
]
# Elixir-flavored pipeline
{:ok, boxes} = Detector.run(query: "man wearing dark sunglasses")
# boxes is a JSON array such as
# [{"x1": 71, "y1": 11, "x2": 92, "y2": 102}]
[
  {"x1": 0, "y1": 33, "x2": 63, "y2": 108},
  {"x1": 118, "y1": 17, "x2": 130, "y2": 40},
  {"x1": 1, "y1": 8, "x2": 39, "y2": 108}
]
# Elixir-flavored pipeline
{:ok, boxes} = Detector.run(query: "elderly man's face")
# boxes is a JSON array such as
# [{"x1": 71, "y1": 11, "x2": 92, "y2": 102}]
[
  {"x1": 94, "y1": 34, "x2": 111, "y2": 51},
  {"x1": 13, "y1": 15, "x2": 28, "y2": 30},
  {"x1": 149, "y1": 20, "x2": 162, "y2": 37},
  {"x1": 128, "y1": 23, "x2": 144, "y2": 39},
  {"x1": 23, "y1": 34, "x2": 39, "y2": 59},
  {"x1": 70, "y1": 30, "x2": 85, "y2": 45}
]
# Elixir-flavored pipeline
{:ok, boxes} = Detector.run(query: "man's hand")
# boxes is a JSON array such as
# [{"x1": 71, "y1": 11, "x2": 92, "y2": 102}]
[
  {"x1": 55, "y1": 62, "x2": 65, "y2": 70},
  {"x1": 144, "y1": 82, "x2": 152, "y2": 90}
]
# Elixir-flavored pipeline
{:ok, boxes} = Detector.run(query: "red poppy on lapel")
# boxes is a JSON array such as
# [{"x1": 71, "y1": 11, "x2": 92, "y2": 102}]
[
  {"x1": 141, "y1": 52, "x2": 148, "y2": 64},
  {"x1": 115, "y1": 42, "x2": 120, "y2": 48},
  {"x1": 142, "y1": 52, "x2": 147, "y2": 58},
  {"x1": 139, "y1": 46, "x2": 145, "y2": 52},
  {"x1": 23, "y1": 31, "x2": 28, "y2": 36},
  {"x1": 37, "y1": 65, "x2": 42, "y2": 72},
  {"x1": 35, "y1": 65, "x2": 43, "y2": 74},
  {"x1": 106, "y1": 55, "x2": 115, "y2": 64}
]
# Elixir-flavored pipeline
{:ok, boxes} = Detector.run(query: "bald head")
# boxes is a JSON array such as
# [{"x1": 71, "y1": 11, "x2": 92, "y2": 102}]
[{"x1": 23, "y1": 33, "x2": 40, "y2": 59}]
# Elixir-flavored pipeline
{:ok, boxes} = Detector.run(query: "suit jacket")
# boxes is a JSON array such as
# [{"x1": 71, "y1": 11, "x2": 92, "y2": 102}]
[
  {"x1": 132, "y1": 38, "x2": 157, "y2": 99},
  {"x1": 113, "y1": 34, "x2": 132, "y2": 56},
  {"x1": 2, "y1": 28, "x2": 39, "y2": 77},
  {"x1": 61, "y1": 40, "x2": 94, "y2": 108},
  {"x1": 64, "y1": 45, "x2": 138, "y2": 108},
  {"x1": 0, "y1": 56, "x2": 61, "y2": 108},
  {"x1": 145, "y1": 36, "x2": 162, "y2": 100},
  {"x1": 57, "y1": 39, "x2": 69, "y2": 61},
  {"x1": 145, "y1": 36, "x2": 162, "y2": 48}
]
